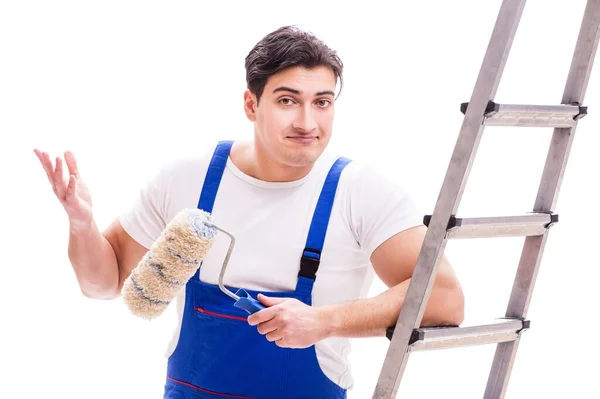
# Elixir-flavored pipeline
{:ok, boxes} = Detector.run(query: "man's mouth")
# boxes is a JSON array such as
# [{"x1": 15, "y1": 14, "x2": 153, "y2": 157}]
[{"x1": 287, "y1": 136, "x2": 318, "y2": 143}]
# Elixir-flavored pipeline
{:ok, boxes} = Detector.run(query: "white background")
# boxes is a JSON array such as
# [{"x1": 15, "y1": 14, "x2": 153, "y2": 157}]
[{"x1": 1, "y1": 1, "x2": 599, "y2": 398}]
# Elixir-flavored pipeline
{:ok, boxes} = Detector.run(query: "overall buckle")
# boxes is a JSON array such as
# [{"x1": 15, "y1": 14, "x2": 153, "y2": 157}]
[{"x1": 299, "y1": 248, "x2": 321, "y2": 279}]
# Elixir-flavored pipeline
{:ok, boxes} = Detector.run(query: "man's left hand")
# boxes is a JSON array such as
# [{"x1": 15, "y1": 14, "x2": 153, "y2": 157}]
[{"x1": 247, "y1": 294, "x2": 330, "y2": 349}]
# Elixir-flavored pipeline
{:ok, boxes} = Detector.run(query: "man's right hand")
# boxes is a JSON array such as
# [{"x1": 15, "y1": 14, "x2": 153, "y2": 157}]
[
  {"x1": 34, "y1": 148, "x2": 149, "y2": 298},
  {"x1": 34, "y1": 149, "x2": 93, "y2": 230}
]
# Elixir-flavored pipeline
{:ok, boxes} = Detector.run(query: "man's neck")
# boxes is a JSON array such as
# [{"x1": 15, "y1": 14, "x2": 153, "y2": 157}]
[{"x1": 230, "y1": 141, "x2": 313, "y2": 183}]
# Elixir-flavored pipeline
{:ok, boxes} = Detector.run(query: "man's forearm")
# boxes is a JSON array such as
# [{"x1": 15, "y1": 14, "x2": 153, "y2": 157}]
[
  {"x1": 320, "y1": 278, "x2": 464, "y2": 339},
  {"x1": 68, "y1": 220, "x2": 120, "y2": 299}
]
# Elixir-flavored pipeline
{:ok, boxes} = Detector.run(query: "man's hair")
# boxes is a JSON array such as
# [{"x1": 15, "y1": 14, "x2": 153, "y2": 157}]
[{"x1": 244, "y1": 26, "x2": 344, "y2": 104}]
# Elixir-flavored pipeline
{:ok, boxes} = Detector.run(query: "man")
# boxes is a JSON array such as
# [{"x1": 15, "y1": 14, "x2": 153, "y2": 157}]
[{"x1": 35, "y1": 26, "x2": 464, "y2": 399}]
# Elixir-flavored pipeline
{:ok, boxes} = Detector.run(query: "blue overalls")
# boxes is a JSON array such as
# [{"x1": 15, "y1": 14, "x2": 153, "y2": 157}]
[{"x1": 163, "y1": 141, "x2": 351, "y2": 399}]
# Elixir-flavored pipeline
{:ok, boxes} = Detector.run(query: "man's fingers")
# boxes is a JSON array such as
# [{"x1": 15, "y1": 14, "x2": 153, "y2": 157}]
[
  {"x1": 66, "y1": 174, "x2": 76, "y2": 200},
  {"x1": 34, "y1": 149, "x2": 56, "y2": 188},
  {"x1": 266, "y1": 329, "x2": 284, "y2": 343},
  {"x1": 257, "y1": 318, "x2": 279, "y2": 336},
  {"x1": 248, "y1": 307, "x2": 276, "y2": 326},
  {"x1": 34, "y1": 150, "x2": 80, "y2": 205},
  {"x1": 54, "y1": 157, "x2": 67, "y2": 201},
  {"x1": 64, "y1": 151, "x2": 80, "y2": 177}
]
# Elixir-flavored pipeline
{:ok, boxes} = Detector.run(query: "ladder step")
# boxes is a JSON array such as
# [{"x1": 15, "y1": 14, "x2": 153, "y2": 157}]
[
  {"x1": 461, "y1": 100, "x2": 587, "y2": 128},
  {"x1": 386, "y1": 318, "x2": 530, "y2": 352},
  {"x1": 423, "y1": 213, "x2": 558, "y2": 239}
]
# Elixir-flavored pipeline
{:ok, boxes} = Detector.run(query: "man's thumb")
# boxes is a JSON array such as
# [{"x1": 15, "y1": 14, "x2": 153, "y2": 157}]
[{"x1": 257, "y1": 293, "x2": 286, "y2": 306}]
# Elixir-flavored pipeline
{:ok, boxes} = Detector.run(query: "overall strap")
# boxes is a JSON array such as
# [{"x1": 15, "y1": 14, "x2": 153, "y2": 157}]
[
  {"x1": 197, "y1": 140, "x2": 234, "y2": 212},
  {"x1": 295, "y1": 157, "x2": 352, "y2": 296},
  {"x1": 193, "y1": 140, "x2": 234, "y2": 279}
]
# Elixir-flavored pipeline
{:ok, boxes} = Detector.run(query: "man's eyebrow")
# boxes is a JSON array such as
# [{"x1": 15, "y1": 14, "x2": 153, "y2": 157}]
[
  {"x1": 273, "y1": 86, "x2": 300, "y2": 95},
  {"x1": 316, "y1": 90, "x2": 335, "y2": 97},
  {"x1": 273, "y1": 87, "x2": 335, "y2": 97}
]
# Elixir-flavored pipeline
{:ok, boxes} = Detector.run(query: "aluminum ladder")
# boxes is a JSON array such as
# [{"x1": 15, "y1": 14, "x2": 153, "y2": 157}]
[{"x1": 373, "y1": 1, "x2": 600, "y2": 397}]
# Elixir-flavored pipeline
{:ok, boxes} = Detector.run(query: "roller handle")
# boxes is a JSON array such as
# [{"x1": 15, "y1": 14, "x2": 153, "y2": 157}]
[{"x1": 233, "y1": 289, "x2": 266, "y2": 314}]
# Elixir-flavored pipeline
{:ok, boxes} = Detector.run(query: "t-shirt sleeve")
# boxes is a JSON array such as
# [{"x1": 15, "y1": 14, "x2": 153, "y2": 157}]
[
  {"x1": 348, "y1": 164, "x2": 424, "y2": 258},
  {"x1": 119, "y1": 165, "x2": 169, "y2": 250}
]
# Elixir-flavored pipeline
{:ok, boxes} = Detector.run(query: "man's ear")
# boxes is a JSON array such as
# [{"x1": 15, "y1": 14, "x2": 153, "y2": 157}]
[{"x1": 244, "y1": 90, "x2": 258, "y2": 122}]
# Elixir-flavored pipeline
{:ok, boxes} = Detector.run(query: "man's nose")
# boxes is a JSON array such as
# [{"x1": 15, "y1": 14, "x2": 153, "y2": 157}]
[{"x1": 292, "y1": 107, "x2": 317, "y2": 132}]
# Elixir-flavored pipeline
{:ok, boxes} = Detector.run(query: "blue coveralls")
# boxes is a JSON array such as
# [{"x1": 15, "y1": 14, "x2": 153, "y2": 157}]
[{"x1": 163, "y1": 141, "x2": 351, "y2": 399}]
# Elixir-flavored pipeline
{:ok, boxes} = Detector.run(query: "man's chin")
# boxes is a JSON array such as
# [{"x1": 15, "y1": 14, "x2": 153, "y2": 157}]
[{"x1": 283, "y1": 149, "x2": 321, "y2": 167}]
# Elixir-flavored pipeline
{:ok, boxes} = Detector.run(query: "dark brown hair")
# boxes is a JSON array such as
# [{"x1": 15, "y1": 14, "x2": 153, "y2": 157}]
[{"x1": 245, "y1": 26, "x2": 344, "y2": 104}]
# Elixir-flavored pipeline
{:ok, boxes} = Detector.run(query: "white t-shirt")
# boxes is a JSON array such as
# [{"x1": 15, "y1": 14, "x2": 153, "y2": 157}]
[{"x1": 119, "y1": 142, "x2": 423, "y2": 389}]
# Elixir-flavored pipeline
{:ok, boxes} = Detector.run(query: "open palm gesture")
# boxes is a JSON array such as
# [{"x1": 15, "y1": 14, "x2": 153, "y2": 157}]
[{"x1": 34, "y1": 149, "x2": 93, "y2": 228}]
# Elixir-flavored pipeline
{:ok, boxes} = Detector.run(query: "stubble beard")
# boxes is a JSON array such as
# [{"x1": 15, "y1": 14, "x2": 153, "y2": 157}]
[{"x1": 281, "y1": 142, "x2": 323, "y2": 167}]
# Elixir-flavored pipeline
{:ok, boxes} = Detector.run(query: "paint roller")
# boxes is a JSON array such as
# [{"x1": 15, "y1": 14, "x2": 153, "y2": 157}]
[{"x1": 122, "y1": 208, "x2": 265, "y2": 319}]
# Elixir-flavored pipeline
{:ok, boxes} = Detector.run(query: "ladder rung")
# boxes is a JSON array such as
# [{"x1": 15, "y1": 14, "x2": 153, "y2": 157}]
[
  {"x1": 461, "y1": 101, "x2": 587, "y2": 128},
  {"x1": 387, "y1": 319, "x2": 530, "y2": 352},
  {"x1": 423, "y1": 213, "x2": 558, "y2": 239}
]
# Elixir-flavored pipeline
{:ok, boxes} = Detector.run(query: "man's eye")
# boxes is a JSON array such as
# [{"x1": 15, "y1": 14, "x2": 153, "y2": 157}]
[
  {"x1": 317, "y1": 100, "x2": 331, "y2": 107},
  {"x1": 280, "y1": 98, "x2": 293, "y2": 105}
]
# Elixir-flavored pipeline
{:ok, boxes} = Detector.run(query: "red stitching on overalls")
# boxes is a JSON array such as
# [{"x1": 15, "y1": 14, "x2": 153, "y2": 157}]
[
  {"x1": 168, "y1": 377, "x2": 257, "y2": 398},
  {"x1": 195, "y1": 306, "x2": 248, "y2": 322}
]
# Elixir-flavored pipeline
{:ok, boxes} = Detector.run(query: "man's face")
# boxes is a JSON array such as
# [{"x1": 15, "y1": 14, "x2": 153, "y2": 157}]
[{"x1": 244, "y1": 66, "x2": 336, "y2": 168}]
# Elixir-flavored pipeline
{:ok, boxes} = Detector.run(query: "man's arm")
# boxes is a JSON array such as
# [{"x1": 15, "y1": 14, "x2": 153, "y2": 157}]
[
  {"x1": 249, "y1": 225, "x2": 465, "y2": 348},
  {"x1": 71, "y1": 219, "x2": 148, "y2": 299},
  {"x1": 320, "y1": 225, "x2": 464, "y2": 338}
]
